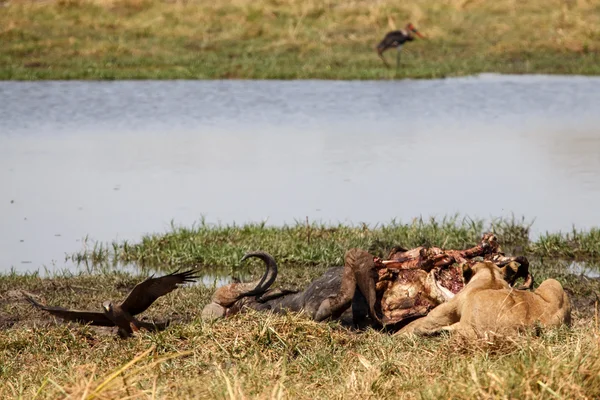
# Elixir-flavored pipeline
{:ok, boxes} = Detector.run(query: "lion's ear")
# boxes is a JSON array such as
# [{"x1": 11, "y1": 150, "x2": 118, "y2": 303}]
[{"x1": 462, "y1": 263, "x2": 473, "y2": 284}]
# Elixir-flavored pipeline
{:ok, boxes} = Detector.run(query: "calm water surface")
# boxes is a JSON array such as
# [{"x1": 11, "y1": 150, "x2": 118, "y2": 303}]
[{"x1": 1, "y1": 74, "x2": 600, "y2": 273}]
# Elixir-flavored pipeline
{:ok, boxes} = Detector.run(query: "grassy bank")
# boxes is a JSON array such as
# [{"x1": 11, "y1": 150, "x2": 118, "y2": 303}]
[
  {"x1": 1, "y1": 0, "x2": 599, "y2": 80},
  {"x1": 3, "y1": 220, "x2": 600, "y2": 398},
  {"x1": 68, "y1": 216, "x2": 600, "y2": 270},
  {"x1": 1, "y1": 258, "x2": 600, "y2": 399}
]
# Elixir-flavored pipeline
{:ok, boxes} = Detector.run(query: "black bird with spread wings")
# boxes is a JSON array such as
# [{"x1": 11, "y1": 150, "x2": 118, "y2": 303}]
[{"x1": 25, "y1": 269, "x2": 199, "y2": 338}]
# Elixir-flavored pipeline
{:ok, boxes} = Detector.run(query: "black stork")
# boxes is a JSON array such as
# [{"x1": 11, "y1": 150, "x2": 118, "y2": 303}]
[{"x1": 376, "y1": 23, "x2": 425, "y2": 71}]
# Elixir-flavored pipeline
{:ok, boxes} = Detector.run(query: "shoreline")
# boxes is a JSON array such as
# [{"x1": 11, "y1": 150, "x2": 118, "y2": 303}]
[
  {"x1": 3, "y1": 72, "x2": 600, "y2": 82},
  {"x1": 2, "y1": 236, "x2": 600, "y2": 398},
  {"x1": 2, "y1": 0, "x2": 599, "y2": 80},
  {"x1": 4, "y1": 60, "x2": 599, "y2": 81},
  {"x1": 66, "y1": 218, "x2": 600, "y2": 270},
  {"x1": 2, "y1": 217, "x2": 600, "y2": 274}
]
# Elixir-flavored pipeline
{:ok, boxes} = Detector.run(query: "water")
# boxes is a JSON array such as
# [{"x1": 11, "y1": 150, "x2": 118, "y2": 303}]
[
  {"x1": 1, "y1": 75, "x2": 600, "y2": 274},
  {"x1": 568, "y1": 261, "x2": 600, "y2": 279}
]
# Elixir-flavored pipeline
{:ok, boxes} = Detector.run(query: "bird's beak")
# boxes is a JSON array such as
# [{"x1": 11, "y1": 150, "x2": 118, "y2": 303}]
[{"x1": 414, "y1": 30, "x2": 426, "y2": 39}]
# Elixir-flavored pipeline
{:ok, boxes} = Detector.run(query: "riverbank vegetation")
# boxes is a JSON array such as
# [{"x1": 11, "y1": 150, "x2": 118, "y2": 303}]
[
  {"x1": 68, "y1": 216, "x2": 600, "y2": 269},
  {"x1": 1, "y1": 0, "x2": 599, "y2": 79},
  {"x1": 2, "y1": 217, "x2": 600, "y2": 398}
]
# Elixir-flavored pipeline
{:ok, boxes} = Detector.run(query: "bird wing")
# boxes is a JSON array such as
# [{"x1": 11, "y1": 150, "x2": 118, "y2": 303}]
[
  {"x1": 136, "y1": 319, "x2": 171, "y2": 332},
  {"x1": 24, "y1": 294, "x2": 114, "y2": 327},
  {"x1": 119, "y1": 269, "x2": 200, "y2": 316}
]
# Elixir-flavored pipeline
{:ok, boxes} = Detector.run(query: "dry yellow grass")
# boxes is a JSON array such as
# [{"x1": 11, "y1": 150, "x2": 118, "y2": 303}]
[
  {"x1": 1, "y1": 265, "x2": 600, "y2": 399},
  {"x1": 2, "y1": 311, "x2": 600, "y2": 399}
]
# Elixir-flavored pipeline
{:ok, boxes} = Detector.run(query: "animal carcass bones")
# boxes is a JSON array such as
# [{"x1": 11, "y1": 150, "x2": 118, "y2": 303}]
[{"x1": 202, "y1": 234, "x2": 532, "y2": 330}]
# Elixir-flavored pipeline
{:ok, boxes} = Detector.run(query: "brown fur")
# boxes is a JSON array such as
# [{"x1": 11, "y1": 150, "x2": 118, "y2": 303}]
[{"x1": 398, "y1": 261, "x2": 571, "y2": 337}]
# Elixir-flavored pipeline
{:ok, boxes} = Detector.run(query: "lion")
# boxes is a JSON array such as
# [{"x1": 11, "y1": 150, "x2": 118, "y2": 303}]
[{"x1": 397, "y1": 261, "x2": 571, "y2": 337}]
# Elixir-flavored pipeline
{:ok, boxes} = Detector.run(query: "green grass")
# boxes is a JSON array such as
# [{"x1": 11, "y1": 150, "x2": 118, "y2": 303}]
[
  {"x1": 2, "y1": 218, "x2": 600, "y2": 398},
  {"x1": 1, "y1": 257, "x2": 599, "y2": 399},
  {"x1": 4, "y1": 218, "x2": 600, "y2": 398},
  {"x1": 1, "y1": 0, "x2": 599, "y2": 79},
  {"x1": 67, "y1": 216, "x2": 600, "y2": 271}
]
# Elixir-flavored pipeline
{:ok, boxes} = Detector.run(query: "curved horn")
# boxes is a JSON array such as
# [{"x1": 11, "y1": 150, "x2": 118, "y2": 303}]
[
  {"x1": 206, "y1": 252, "x2": 278, "y2": 309},
  {"x1": 510, "y1": 256, "x2": 531, "y2": 289},
  {"x1": 516, "y1": 273, "x2": 535, "y2": 291},
  {"x1": 238, "y1": 251, "x2": 278, "y2": 298},
  {"x1": 497, "y1": 256, "x2": 532, "y2": 289}
]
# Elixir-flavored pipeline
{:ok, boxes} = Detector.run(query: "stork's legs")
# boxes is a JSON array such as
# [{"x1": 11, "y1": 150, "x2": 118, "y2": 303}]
[
  {"x1": 378, "y1": 52, "x2": 390, "y2": 68},
  {"x1": 378, "y1": 46, "x2": 403, "y2": 71}
]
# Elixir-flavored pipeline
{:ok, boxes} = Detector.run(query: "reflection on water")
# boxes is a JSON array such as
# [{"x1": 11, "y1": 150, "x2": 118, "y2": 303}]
[
  {"x1": 1, "y1": 75, "x2": 600, "y2": 273},
  {"x1": 545, "y1": 133, "x2": 600, "y2": 191},
  {"x1": 566, "y1": 261, "x2": 600, "y2": 279},
  {"x1": 43, "y1": 261, "x2": 252, "y2": 287}
]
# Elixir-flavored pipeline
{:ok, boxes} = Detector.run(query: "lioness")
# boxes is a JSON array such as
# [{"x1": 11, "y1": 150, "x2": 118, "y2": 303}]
[{"x1": 397, "y1": 261, "x2": 571, "y2": 337}]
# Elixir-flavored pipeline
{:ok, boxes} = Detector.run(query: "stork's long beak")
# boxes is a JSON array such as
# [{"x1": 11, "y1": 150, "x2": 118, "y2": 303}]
[{"x1": 414, "y1": 30, "x2": 426, "y2": 39}]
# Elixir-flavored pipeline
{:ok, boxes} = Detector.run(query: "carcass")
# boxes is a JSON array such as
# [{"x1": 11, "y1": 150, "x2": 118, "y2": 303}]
[{"x1": 202, "y1": 233, "x2": 532, "y2": 330}]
